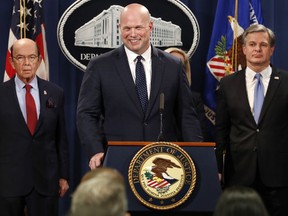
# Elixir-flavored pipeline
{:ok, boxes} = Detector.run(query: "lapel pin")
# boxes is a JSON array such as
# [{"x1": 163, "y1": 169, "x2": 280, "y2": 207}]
[
  {"x1": 274, "y1": 76, "x2": 279, "y2": 80},
  {"x1": 44, "y1": 90, "x2": 47, "y2": 95}
]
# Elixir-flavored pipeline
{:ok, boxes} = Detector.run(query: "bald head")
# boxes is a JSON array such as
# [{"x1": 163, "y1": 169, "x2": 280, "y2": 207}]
[
  {"x1": 119, "y1": 3, "x2": 153, "y2": 55},
  {"x1": 11, "y1": 38, "x2": 39, "y2": 58},
  {"x1": 120, "y1": 3, "x2": 151, "y2": 23}
]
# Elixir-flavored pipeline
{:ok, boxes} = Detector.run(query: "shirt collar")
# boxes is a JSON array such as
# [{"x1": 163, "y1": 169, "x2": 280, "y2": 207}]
[
  {"x1": 15, "y1": 75, "x2": 38, "y2": 91},
  {"x1": 124, "y1": 45, "x2": 151, "y2": 63},
  {"x1": 246, "y1": 65, "x2": 272, "y2": 81}
]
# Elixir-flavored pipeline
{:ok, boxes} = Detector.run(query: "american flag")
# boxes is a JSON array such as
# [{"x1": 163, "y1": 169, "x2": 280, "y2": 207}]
[
  {"x1": 147, "y1": 179, "x2": 171, "y2": 189},
  {"x1": 207, "y1": 54, "x2": 233, "y2": 82},
  {"x1": 4, "y1": 0, "x2": 49, "y2": 81}
]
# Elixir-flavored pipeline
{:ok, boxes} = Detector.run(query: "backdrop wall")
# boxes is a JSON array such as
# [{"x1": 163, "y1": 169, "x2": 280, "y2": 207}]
[{"x1": 0, "y1": 0, "x2": 287, "y2": 215}]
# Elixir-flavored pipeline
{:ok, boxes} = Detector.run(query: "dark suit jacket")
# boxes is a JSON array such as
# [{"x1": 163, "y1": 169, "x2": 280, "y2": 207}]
[
  {"x1": 191, "y1": 91, "x2": 208, "y2": 141},
  {"x1": 216, "y1": 67, "x2": 288, "y2": 187},
  {"x1": 77, "y1": 45, "x2": 203, "y2": 159},
  {"x1": 0, "y1": 76, "x2": 69, "y2": 197}
]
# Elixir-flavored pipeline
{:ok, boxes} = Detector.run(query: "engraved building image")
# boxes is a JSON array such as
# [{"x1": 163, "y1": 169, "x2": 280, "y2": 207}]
[{"x1": 74, "y1": 5, "x2": 182, "y2": 48}]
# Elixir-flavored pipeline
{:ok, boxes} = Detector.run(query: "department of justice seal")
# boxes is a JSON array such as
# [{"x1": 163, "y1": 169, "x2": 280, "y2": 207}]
[{"x1": 128, "y1": 142, "x2": 196, "y2": 210}]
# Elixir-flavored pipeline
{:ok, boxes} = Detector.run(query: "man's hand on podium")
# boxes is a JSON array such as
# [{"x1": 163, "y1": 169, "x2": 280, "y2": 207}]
[{"x1": 89, "y1": 152, "x2": 104, "y2": 169}]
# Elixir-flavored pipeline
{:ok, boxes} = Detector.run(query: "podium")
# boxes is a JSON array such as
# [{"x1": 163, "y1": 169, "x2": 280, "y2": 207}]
[{"x1": 103, "y1": 141, "x2": 221, "y2": 216}]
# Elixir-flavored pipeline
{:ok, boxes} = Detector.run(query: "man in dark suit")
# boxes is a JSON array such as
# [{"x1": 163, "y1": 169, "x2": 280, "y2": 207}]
[
  {"x1": 216, "y1": 24, "x2": 288, "y2": 216},
  {"x1": 77, "y1": 3, "x2": 203, "y2": 169},
  {"x1": 0, "y1": 38, "x2": 69, "y2": 216}
]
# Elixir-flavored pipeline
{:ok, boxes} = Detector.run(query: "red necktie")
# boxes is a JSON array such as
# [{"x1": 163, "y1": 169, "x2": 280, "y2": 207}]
[{"x1": 25, "y1": 84, "x2": 37, "y2": 135}]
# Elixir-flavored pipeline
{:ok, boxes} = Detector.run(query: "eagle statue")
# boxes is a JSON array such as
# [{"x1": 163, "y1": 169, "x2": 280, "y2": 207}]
[{"x1": 227, "y1": 15, "x2": 247, "y2": 71}]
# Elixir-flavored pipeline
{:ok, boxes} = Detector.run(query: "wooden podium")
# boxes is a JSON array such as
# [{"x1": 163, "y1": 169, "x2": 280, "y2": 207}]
[{"x1": 103, "y1": 141, "x2": 221, "y2": 216}]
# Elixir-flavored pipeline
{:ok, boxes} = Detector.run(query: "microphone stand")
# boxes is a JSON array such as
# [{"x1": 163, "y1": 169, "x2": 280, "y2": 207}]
[
  {"x1": 157, "y1": 93, "x2": 165, "y2": 141},
  {"x1": 157, "y1": 112, "x2": 164, "y2": 141}
]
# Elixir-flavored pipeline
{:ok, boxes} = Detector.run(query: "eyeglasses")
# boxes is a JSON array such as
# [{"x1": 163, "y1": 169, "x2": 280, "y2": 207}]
[{"x1": 13, "y1": 55, "x2": 39, "y2": 63}]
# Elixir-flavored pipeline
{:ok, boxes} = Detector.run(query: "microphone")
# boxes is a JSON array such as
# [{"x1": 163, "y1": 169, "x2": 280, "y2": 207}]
[{"x1": 157, "y1": 93, "x2": 165, "y2": 141}]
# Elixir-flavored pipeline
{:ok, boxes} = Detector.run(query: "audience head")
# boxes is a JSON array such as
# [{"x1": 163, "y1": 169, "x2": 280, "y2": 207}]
[
  {"x1": 165, "y1": 47, "x2": 191, "y2": 86},
  {"x1": 71, "y1": 167, "x2": 128, "y2": 216},
  {"x1": 213, "y1": 186, "x2": 269, "y2": 216}
]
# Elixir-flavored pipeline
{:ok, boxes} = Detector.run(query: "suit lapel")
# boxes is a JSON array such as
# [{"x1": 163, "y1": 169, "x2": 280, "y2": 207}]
[
  {"x1": 35, "y1": 77, "x2": 48, "y2": 134},
  {"x1": 6, "y1": 78, "x2": 28, "y2": 130},
  {"x1": 258, "y1": 68, "x2": 281, "y2": 123},
  {"x1": 114, "y1": 46, "x2": 164, "y2": 118},
  {"x1": 237, "y1": 70, "x2": 256, "y2": 123},
  {"x1": 114, "y1": 46, "x2": 144, "y2": 115},
  {"x1": 145, "y1": 47, "x2": 163, "y2": 119}
]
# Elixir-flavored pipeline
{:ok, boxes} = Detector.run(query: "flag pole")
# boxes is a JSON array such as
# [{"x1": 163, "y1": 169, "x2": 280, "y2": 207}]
[
  {"x1": 232, "y1": 0, "x2": 239, "y2": 72},
  {"x1": 23, "y1": 0, "x2": 26, "y2": 38}
]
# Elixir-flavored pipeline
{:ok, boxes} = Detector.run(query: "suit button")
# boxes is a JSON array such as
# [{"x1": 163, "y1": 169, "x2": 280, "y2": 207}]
[
  {"x1": 253, "y1": 146, "x2": 258, "y2": 152},
  {"x1": 144, "y1": 122, "x2": 148, "y2": 126},
  {"x1": 256, "y1": 129, "x2": 260, "y2": 132}
]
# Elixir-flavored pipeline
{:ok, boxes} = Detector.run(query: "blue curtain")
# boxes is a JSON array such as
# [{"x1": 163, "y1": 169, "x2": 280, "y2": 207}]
[{"x1": 0, "y1": 0, "x2": 287, "y2": 215}]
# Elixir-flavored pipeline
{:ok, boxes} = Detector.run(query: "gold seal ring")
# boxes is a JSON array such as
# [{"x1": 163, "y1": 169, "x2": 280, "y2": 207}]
[{"x1": 128, "y1": 142, "x2": 196, "y2": 210}]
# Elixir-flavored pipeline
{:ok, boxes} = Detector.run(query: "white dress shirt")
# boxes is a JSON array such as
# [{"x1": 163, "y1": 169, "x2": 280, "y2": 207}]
[
  {"x1": 245, "y1": 66, "x2": 271, "y2": 114},
  {"x1": 15, "y1": 75, "x2": 40, "y2": 122},
  {"x1": 124, "y1": 46, "x2": 152, "y2": 99}
]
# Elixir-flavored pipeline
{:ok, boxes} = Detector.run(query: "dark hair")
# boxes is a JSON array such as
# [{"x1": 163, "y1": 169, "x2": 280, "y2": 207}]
[
  {"x1": 242, "y1": 24, "x2": 275, "y2": 47},
  {"x1": 213, "y1": 186, "x2": 269, "y2": 216}
]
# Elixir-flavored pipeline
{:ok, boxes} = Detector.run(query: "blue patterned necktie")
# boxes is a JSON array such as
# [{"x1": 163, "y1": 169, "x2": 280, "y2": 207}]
[
  {"x1": 135, "y1": 56, "x2": 148, "y2": 112},
  {"x1": 254, "y1": 73, "x2": 264, "y2": 124}
]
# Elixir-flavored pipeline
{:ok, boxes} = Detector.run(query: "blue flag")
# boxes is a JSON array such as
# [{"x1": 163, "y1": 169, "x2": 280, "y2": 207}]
[{"x1": 203, "y1": 0, "x2": 263, "y2": 140}]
